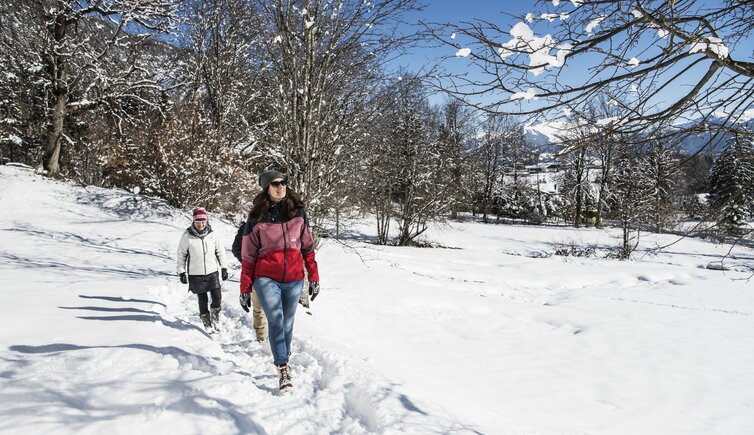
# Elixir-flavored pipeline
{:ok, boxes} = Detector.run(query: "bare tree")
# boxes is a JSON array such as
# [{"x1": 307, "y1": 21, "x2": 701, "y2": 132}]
[
  {"x1": 136, "y1": 0, "x2": 260, "y2": 210},
  {"x1": 429, "y1": 0, "x2": 754, "y2": 151},
  {"x1": 559, "y1": 144, "x2": 593, "y2": 227},
  {"x1": 181, "y1": 0, "x2": 262, "y2": 150},
  {"x1": 474, "y1": 115, "x2": 505, "y2": 222},
  {"x1": 499, "y1": 119, "x2": 536, "y2": 221},
  {"x1": 578, "y1": 97, "x2": 624, "y2": 228},
  {"x1": 39, "y1": 0, "x2": 180, "y2": 177},
  {"x1": 359, "y1": 74, "x2": 457, "y2": 245},
  {"x1": 557, "y1": 116, "x2": 597, "y2": 227},
  {"x1": 438, "y1": 98, "x2": 474, "y2": 219},
  {"x1": 245, "y1": 0, "x2": 421, "y2": 231},
  {"x1": 361, "y1": 125, "x2": 395, "y2": 244}
]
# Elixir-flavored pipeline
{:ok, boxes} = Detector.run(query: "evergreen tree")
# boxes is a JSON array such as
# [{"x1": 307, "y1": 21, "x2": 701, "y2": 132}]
[
  {"x1": 362, "y1": 75, "x2": 454, "y2": 245},
  {"x1": 438, "y1": 99, "x2": 473, "y2": 219},
  {"x1": 473, "y1": 116, "x2": 505, "y2": 223},
  {"x1": 0, "y1": 1, "x2": 47, "y2": 165},
  {"x1": 610, "y1": 149, "x2": 654, "y2": 259},
  {"x1": 558, "y1": 145, "x2": 594, "y2": 228},
  {"x1": 645, "y1": 141, "x2": 680, "y2": 233},
  {"x1": 707, "y1": 134, "x2": 754, "y2": 234}
]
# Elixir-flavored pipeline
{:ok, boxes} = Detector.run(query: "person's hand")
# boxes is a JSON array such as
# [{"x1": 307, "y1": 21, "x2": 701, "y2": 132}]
[
  {"x1": 179, "y1": 273, "x2": 188, "y2": 284},
  {"x1": 239, "y1": 293, "x2": 251, "y2": 312},
  {"x1": 221, "y1": 268, "x2": 228, "y2": 281},
  {"x1": 308, "y1": 281, "x2": 320, "y2": 301}
]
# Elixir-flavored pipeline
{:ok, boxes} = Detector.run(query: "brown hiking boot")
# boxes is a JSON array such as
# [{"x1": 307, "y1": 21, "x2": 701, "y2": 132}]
[{"x1": 276, "y1": 364, "x2": 293, "y2": 393}]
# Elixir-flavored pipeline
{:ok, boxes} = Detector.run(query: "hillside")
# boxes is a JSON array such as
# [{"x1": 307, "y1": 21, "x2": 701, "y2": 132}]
[{"x1": 1, "y1": 164, "x2": 753, "y2": 434}]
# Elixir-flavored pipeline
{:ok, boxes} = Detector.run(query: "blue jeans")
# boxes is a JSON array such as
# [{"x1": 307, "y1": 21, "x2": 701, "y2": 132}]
[{"x1": 253, "y1": 277, "x2": 303, "y2": 365}]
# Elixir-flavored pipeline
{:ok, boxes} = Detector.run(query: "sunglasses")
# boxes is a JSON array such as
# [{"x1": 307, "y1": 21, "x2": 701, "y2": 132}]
[{"x1": 270, "y1": 180, "x2": 287, "y2": 188}]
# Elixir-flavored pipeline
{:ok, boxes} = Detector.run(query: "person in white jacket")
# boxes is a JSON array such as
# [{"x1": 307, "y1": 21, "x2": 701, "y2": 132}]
[{"x1": 177, "y1": 208, "x2": 229, "y2": 331}]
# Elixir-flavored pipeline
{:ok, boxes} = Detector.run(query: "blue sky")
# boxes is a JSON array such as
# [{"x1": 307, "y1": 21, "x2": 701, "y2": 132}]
[
  {"x1": 388, "y1": 1, "x2": 754, "y2": 119},
  {"x1": 388, "y1": 1, "x2": 536, "y2": 105},
  {"x1": 395, "y1": 1, "x2": 533, "y2": 69}
]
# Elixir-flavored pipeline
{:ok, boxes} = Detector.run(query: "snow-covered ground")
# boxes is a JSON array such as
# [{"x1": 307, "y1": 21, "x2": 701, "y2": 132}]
[{"x1": 1, "y1": 164, "x2": 753, "y2": 435}]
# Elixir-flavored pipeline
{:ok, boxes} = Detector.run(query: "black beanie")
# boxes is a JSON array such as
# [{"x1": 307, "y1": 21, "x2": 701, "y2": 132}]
[{"x1": 259, "y1": 169, "x2": 286, "y2": 191}]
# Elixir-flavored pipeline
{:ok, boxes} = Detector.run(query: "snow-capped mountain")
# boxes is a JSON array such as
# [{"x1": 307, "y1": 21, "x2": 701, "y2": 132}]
[{"x1": 522, "y1": 108, "x2": 754, "y2": 156}]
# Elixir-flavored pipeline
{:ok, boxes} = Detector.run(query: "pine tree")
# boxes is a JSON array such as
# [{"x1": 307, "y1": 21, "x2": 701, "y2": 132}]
[
  {"x1": 707, "y1": 134, "x2": 754, "y2": 234},
  {"x1": 644, "y1": 142, "x2": 680, "y2": 233},
  {"x1": 611, "y1": 149, "x2": 654, "y2": 259},
  {"x1": 473, "y1": 116, "x2": 505, "y2": 223},
  {"x1": 559, "y1": 145, "x2": 594, "y2": 228}
]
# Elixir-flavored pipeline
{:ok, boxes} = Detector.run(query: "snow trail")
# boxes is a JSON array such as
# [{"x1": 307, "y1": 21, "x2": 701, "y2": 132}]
[
  {"x1": 3, "y1": 164, "x2": 754, "y2": 434},
  {"x1": 0, "y1": 165, "x2": 475, "y2": 434}
]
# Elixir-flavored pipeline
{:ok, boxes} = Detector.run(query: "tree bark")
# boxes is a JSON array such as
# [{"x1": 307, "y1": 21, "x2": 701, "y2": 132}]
[{"x1": 43, "y1": 11, "x2": 69, "y2": 177}]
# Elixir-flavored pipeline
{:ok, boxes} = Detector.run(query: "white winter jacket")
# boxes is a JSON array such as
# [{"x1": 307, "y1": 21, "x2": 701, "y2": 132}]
[{"x1": 176, "y1": 225, "x2": 229, "y2": 276}]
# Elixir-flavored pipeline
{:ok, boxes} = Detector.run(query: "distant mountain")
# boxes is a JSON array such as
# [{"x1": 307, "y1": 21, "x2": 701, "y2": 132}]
[
  {"x1": 671, "y1": 110, "x2": 754, "y2": 155},
  {"x1": 522, "y1": 108, "x2": 754, "y2": 156},
  {"x1": 524, "y1": 122, "x2": 568, "y2": 154}
]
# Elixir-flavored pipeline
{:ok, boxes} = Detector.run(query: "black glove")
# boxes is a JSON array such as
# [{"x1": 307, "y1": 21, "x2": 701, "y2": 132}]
[
  {"x1": 179, "y1": 272, "x2": 188, "y2": 284},
  {"x1": 221, "y1": 268, "x2": 228, "y2": 281},
  {"x1": 308, "y1": 281, "x2": 320, "y2": 301},
  {"x1": 239, "y1": 293, "x2": 251, "y2": 312}
]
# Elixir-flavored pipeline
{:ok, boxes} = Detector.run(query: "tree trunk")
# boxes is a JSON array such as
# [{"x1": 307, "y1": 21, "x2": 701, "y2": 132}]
[
  {"x1": 596, "y1": 148, "x2": 612, "y2": 229},
  {"x1": 574, "y1": 181, "x2": 583, "y2": 228},
  {"x1": 335, "y1": 207, "x2": 340, "y2": 240},
  {"x1": 596, "y1": 182, "x2": 606, "y2": 229},
  {"x1": 45, "y1": 94, "x2": 66, "y2": 177},
  {"x1": 43, "y1": 12, "x2": 69, "y2": 178}
]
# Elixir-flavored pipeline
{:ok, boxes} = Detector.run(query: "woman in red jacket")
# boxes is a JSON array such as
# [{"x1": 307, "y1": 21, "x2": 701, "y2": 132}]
[{"x1": 239, "y1": 170, "x2": 319, "y2": 393}]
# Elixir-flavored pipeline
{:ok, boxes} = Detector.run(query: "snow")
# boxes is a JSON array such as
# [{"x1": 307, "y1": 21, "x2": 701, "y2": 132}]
[
  {"x1": 631, "y1": 9, "x2": 643, "y2": 19},
  {"x1": 740, "y1": 108, "x2": 754, "y2": 123},
  {"x1": 689, "y1": 37, "x2": 729, "y2": 59},
  {"x1": 627, "y1": 57, "x2": 640, "y2": 68},
  {"x1": 2, "y1": 165, "x2": 754, "y2": 434},
  {"x1": 526, "y1": 120, "x2": 570, "y2": 143},
  {"x1": 499, "y1": 22, "x2": 571, "y2": 75},
  {"x1": 596, "y1": 116, "x2": 619, "y2": 126},
  {"x1": 2, "y1": 134, "x2": 23, "y2": 145},
  {"x1": 510, "y1": 88, "x2": 538, "y2": 100},
  {"x1": 455, "y1": 47, "x2": 471, "y2": 57},
  {"x1": 541, "y1": 13, "x2": 558, "y2": 22},
  {"x1": 585, "y1": 16, "x2": 605, "y2": 33},
  {"x1": 450, "y1": 32, "x2": 456, "y2": 39}
]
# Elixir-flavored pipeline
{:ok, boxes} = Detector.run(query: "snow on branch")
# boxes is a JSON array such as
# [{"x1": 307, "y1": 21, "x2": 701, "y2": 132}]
[
  {"x1": 510, "y1": 88, "x2": 538, "y2": 100},
  {"x1": 498, "y1": 22, "x2": 571, "y2": 75},
  {"x1": 428, "y1": 0, "x2": 754, "y2": 142},
  {"x1": 688, "y1": 37, "x2": 729, "y2": 60},
  {"x1": 455, "y1": 47, "x2": 471, "y2": 57}
]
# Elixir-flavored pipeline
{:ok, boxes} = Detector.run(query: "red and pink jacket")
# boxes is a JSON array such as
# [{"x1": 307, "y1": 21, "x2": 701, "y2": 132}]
[{"x1": 240, "y1": 206, "x2": 319, "y2": 294}]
